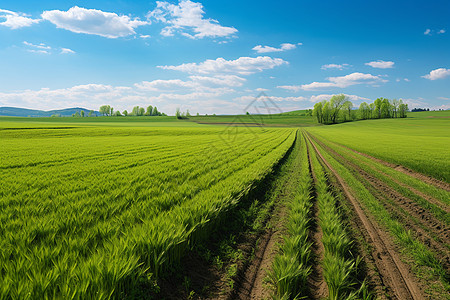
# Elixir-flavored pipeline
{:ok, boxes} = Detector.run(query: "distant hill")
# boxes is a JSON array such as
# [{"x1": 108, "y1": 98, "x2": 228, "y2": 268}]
[{"x1": 0, "y1": 107, "x2": 99, "y2": 117}]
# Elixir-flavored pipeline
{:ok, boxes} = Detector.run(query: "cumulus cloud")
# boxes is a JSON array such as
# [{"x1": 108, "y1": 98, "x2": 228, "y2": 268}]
[
  {"x1": 148, "y1": 0, "x2": 237, "y2": 39},
  {"x1": 321, "y1": 63, "x2": 349, "y2": 70},
  {"x1": 422, "y1": 68, "x2": 450, "y2": 80},
  {"x1": 158, "y1": 56, "x2": 287, "y2": 75},
  {"x1": 60, "y1": 48, "x2": 75, "y2": 54},
  {"x1": 365, "y1": 60, "x2": 394, "y2": 69},
  {"x1": 0, "y1": 8, "x2": 40, "y2": 29},
  {"x1": 42, "y1": 6, "x2": 149, "y2": 38},
  {"x1": 134, "y1": 75, "x2": 245, "y2": 92},
  {"x1": 277, "y1": 85, "x2": 302, "y2": 92},
  {"x1": 300, "y1": 72, "x2": 388, "y2": 91},
  {"x1": 252, "y1": 43, "x2": 302, "y2": 53},
  {"x1": 308, "y1": 94, "x2": 371, "y2": 103},
  {"x1": 0, "y1": 82, "x2": 242, "y2": 114},
  {"x1": 424, "y1": 28, "x2": 446, "y2": 35}
]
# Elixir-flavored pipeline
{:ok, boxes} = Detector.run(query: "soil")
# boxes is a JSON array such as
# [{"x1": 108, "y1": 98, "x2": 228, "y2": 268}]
[
  {"x1": 305, "y1": 132, "x2": 425, "y2": 300},
  {"x1": 230, "y1": 204, "x2": 286, "y2": 300},
  {"x1": 305, "y1": 142, "x2": 328, "y2": 300}
]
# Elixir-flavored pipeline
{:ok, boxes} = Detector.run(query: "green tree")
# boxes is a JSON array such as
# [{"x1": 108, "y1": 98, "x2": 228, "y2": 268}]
[
  {"x1": 99, "y1": 105, "x2": 109, "y2": 116},
  {"x1": 322, "y1": 101, "x2": 331, "y2": 124},
  {"x1": 88, "y1": 110, "x2": 94, "y2": 117},
  {"x1": 146, "y1": 105, "x2": 153, "y2": 116},
  {"x1": 131, "y1": 106, "x2": 140, "y2": 116},
  {"x1": 110, "y1": 107, "x2": 114, "y2": 116},
  {"x1": 329, "y1": 94, "x2": 347, "y2": 123},
  {"x1": 313, "y1": 102, "x2": 323, "y2": 123},
  {"x1": 115, "y1": 110, "x2": 122, "y2": 116},
  {"x1": 374, "y1": 98, "x2": 384, "y2": 118},
  {"x1": 123, "y1": 110, "x2": 128, "y2": 116},
  {"x1": 343, "y1": 100, "x2": 353, "y2": 121},
  {"x1": 391, "y1": 99, "x2": 400, "y2": 118},
  {"x1": 138, "y1": 107, "x2": 145, "y2": 116},
  {"x1": 153, "y1": 107, "x2": 160, "y2": 116},
  {"x1": 80, "y1": 110, "x2": 85, "y2": 117},
  {"x1": 398, "y1": 100, "x2": 408, "y2": 118},
  {"x1": 359, "y1": 102, "x2": 370, "y2": 119},
  {"x1": 369, "y1": 103, "x2": 375, "y2": 119}
]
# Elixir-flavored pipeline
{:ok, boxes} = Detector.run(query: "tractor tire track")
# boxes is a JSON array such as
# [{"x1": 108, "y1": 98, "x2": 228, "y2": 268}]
[
  {"x1": 338, "y1": 143, "x2": 450, "y2": 193},
  {"x1": 305, "y1": 132, "x2": 424, "y2": 300},
  {"x1": 318, "y1": 138, "x2": 449, "y2": 213},
  {"x1": 310, "y1": 135, "x2": 450, "y2": 263},
  {"x1": 305, "y1": 140, "x2": 328, "y2": 300}
]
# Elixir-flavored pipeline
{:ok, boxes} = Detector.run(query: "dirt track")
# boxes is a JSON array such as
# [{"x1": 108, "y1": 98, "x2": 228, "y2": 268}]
[{"x1": 305, "y1": 132, "x2": 425, "y2": 300}]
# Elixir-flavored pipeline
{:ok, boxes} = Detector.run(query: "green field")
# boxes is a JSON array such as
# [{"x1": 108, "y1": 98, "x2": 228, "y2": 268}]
[
  {"x1": 305, "y1": 116, "x2": 450, "y2": 182},
  {"x1": 0, "y1": 113, "x2": 448, "y2": 299}
]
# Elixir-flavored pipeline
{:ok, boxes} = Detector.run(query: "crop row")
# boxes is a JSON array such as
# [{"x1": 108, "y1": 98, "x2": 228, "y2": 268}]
[
  {"x1": 268, "y1": 132, "x2": 313, "y2": 299},
  {"x1": 305, "y1": 131, "x2": 449, "y2": 297},
  {"x1": 305, "y1": 133, "x2": 369, "y2": 300}
]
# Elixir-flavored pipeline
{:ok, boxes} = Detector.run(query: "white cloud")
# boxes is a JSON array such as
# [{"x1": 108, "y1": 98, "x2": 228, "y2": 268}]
[
  {"x1": 23, "y1": 41, "x2": 51, "y2": 54},
  {"x1": 425, "y1": 28, "x2": 446, "y2": 36},
  {"x1": 0, "y1": 8, "x2": 40, "y2": 29},
  {"x1": 365, "y1": 60, "x2": 394, "y2": 69},
  {"x1": 255, "y1": 88, "x2": 269, "y2": 92},
  {"x1": 134, "y1": 75, "x2": 244, "y2": 92},
  {"x1": 23, "y1": 41, "x2": 75, "y2": 55},
  {"x1": 277, "y1": 85, "x2": 302, "y2": 92},
  {"x1": 300, "y1": 72, "x2": 388, "y2": 91},
  {"x1": 23, "y1": 41, "x2": 51, "y2": 50},
  {"x1": 252, "y1": 42, "x2": 302, "y2": 53},
  {"x1": 422, "y1": 68, "x2": 450, "y2": 80},
  {"x1": 309, "y1": 94, "x2": 371, "y2": 103},
  {"x1": 158, "y1": 56, "x2": 287, "y2": 75},
  {"x1": 42, "y1": 6, "x2": 149, "y2": 38},
  {"x1": 321, "y1": 63, "x2": 349, "y2": 70},
  {"x1": 61, "y1": 48, "x2": 75, "y2": 54},
  {"x1": 148, "y1": 0, "x2": 237, "y2": 39},
  {"x1": 438, "y1": 97, "x2": 450, "y2": 101}
]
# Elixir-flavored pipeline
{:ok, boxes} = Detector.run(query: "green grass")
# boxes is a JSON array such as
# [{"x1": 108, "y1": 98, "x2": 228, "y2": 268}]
[
  {"x1": 306, "y1": 117, "x2": 450, "y2": 182},
  {"x1": 0, "y1": 118, "x2": 297, "y2": 299}
]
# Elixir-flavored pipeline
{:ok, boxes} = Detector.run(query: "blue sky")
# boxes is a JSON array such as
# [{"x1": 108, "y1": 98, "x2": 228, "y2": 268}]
[{"x1": 0, "y1": 0, "x2": 449, "y2": 114}]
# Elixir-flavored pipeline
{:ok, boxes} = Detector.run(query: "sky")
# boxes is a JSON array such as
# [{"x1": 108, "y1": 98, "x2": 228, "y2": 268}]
[{"x1": 0, "y1": 0, "x2": 449, "y2": 115}]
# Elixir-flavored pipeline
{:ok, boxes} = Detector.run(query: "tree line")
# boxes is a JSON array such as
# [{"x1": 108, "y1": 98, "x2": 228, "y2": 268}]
[
  {"x1": 313, "y1": 94, "x2": 408, "y2": 124},
  {"x1": 99, "y1": 105, "x2": 166, "y2": 117}
]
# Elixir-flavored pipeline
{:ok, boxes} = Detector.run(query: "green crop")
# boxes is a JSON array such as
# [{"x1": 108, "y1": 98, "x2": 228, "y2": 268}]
[
  {"x1": 268, "y1": 132, "x2": 313, "y2": 299},
  {"x1": 0, "y1": 120, "x2": 296, "y2": 299}
]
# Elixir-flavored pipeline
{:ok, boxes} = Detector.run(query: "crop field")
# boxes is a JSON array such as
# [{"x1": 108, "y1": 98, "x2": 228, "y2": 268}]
[
  {"x1": 0, "y1": 115, "x2": 449, "y2": 300},
  {"x1": 0, "y1": 120, "x2": 295, "y2": 298}
]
